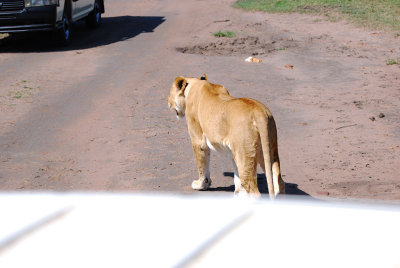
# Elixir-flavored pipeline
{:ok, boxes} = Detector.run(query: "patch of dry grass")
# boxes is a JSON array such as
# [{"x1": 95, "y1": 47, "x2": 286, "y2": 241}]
[{"x1": 235, "y1": 0, "x2": 400, "y2": 32}]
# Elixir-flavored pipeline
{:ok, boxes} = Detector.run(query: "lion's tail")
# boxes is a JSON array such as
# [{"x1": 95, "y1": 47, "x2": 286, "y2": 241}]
[{"x1": 254, "y1": 109, "x2": 275, "y2": 199}]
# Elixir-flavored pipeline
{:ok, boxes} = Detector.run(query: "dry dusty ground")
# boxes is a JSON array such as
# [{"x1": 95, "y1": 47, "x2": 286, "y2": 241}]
[{"x1": 0, "y1": 0, "x2": 399, "y2": 200}]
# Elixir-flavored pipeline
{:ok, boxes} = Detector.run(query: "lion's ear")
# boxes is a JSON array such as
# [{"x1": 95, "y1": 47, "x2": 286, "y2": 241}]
[
  {"x1": 175, "y1": 76, "x2": 188, "y2": 94},
  {"x1": 200, "y1": 74, "x2": 208, "y2": 80}
]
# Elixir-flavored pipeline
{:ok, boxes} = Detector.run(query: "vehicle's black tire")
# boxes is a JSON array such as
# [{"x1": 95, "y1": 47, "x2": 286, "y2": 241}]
[
  {"x1": 55, "y1": 10, "x2": 72, "y2": 46},
  {"x1": 86, "y1": 0, "x2": 101, "y2": 28}
]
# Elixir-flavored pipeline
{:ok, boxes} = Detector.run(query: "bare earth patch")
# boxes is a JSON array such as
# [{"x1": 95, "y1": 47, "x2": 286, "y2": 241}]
[{"x1": 177, "y1": 36, "x2": 297, "y2": 56}]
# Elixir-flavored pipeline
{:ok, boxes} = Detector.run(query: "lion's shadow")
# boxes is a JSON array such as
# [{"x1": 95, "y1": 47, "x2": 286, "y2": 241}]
[{"x1": 208, "y1": 172, "x2": 310, "y2": 196}]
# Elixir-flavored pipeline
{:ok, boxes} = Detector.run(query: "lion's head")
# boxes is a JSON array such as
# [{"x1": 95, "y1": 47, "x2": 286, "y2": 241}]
[{"x1": 168, "y1": 76, "x2": 188, "y2": 119}]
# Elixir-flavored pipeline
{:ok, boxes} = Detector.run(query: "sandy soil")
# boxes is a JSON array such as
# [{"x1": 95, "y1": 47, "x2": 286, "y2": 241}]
[{"x1": 0, "y1": 0, "x2": 399, "y2": 200}]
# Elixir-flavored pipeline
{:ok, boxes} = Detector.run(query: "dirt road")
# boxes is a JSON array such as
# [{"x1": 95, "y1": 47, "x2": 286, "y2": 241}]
[{"x1": 1, "y1": 0, "x2": 399, "y2": 200}]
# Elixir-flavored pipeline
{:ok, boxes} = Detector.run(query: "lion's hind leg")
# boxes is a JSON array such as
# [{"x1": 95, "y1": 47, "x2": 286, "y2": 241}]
[
  {"x1": 232, "y1": 159, "x2": 247, "y2": 196},
  {"x1": 259, "y1": 150, "x2": 285, "y2": 196},
  {"x1": 233, "y1": 150, "x2": 260, "y2": 198},
  {"x1": 272, "y1": 161, "x2": 285, "y2": 195}
]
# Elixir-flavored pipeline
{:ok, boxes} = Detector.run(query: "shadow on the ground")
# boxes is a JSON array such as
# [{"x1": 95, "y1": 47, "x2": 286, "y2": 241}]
[
  {"x1": 0, "y1": 16, "x2": 165, "y2": 52},
  {"x1": 208, "y1": 172, "x2": 310, "y2": 196}
]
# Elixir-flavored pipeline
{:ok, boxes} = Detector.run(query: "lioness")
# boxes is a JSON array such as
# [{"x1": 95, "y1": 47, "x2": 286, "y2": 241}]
[{"x1": 167, "y1": 75, "x2": 285, "y2": 198}]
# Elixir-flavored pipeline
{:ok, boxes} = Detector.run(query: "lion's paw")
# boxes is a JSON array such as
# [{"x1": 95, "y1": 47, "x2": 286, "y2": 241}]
[{"x1": 191, "y1": 178, "x2": 212, "y2": 190}]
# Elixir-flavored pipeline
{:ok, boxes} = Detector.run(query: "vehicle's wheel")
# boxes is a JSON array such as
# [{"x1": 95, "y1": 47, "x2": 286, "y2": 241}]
[
  {"x1": 55, "y1": 10, "x2": 72, "y2": 46},
  {"x1": 86, "y1": 0, "x2": 101, "y2": 28}
]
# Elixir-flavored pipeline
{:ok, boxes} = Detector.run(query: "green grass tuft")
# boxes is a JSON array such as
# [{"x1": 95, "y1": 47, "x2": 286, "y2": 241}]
[
  {"x1": 11, "y1": 90, "x2": 33, "y2": 99},
  {"x1": 234, "y1": 0, "x2": 400, "y2": 32},
  {"x1": 213, "y1": 30, "x2": 236, "y2": 38},
  {"x1": 386, "y1": 58, "x2": 399, "y2": 65}
]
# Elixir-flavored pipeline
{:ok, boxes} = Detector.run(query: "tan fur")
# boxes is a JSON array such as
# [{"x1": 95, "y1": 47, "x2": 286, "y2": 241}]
[{"x1": 167, "y1": 75, "x2": 285, "y2": 198}]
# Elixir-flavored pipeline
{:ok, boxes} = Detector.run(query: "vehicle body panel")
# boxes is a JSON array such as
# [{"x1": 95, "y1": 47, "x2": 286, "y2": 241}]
[{"x1": 0, "y1": 0, "x2": 103, "y2": 33}]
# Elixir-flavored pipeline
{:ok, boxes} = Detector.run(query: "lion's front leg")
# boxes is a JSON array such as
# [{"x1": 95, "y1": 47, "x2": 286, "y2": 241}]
[{"x1": 191, "y1": 143, "x2": 212, "y2": 190}]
